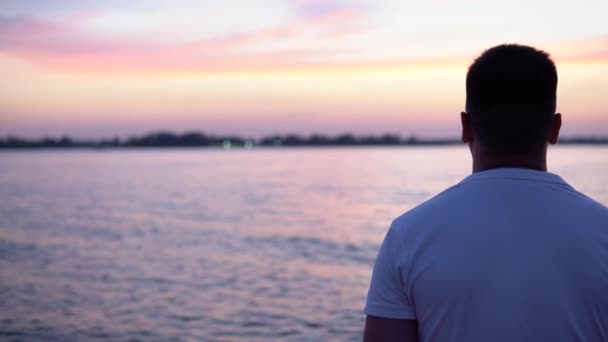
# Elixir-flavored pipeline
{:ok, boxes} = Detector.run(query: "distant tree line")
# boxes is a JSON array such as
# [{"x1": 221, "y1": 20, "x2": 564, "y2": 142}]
[{"x1": 1, "y1": 131, "x2": 607, "y2": 149}]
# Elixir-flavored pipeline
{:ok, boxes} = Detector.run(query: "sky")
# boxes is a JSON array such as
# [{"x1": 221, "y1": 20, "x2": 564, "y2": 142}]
[{"x1": 0, "y1": 0, "x2": 607, "y2": 138}]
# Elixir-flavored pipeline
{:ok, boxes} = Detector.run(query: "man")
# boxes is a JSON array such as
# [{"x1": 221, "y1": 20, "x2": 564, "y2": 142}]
[{"x1": 363, "y1": 44, "x2": 608, "y2": 341}]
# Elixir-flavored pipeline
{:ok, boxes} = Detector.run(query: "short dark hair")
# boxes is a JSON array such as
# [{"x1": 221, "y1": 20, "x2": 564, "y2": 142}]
[{"x1": 465, "y1": 44, "x2": 558, "y2": 153}]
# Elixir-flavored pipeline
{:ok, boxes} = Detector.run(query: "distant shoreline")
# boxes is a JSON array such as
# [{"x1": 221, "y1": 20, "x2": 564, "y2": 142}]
[{"x1": 1, "y1": 132, "x2": 607, "y2": 149}]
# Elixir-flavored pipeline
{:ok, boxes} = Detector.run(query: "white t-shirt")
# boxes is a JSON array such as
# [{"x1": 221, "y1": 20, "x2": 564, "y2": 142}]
[{"x1": 365, "y1": 168, "x2": 608, "y2": 342}]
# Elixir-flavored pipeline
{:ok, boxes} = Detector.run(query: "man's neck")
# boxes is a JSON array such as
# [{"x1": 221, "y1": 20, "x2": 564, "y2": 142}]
[{"x1": 472, "y1": 153, "x2": 548, "y2": 173}]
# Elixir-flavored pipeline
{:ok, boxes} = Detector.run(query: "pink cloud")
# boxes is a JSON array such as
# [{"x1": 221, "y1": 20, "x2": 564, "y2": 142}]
[
  {"x1": 4, "y1": 8, "x2": 606, "y2": 76},
  {"x1": 0, "y1": 5, "x2": 364, "y2": 74}
]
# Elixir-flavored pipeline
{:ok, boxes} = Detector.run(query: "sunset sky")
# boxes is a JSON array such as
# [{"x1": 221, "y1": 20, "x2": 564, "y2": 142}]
[{"x1": 1, "y1": 0, "x2": 607, "y2": 138}]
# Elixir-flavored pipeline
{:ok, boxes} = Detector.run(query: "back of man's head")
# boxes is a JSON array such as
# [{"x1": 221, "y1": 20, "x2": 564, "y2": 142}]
[{"x1": 465, "y1": 44, "x2": 558, "y2": 154}]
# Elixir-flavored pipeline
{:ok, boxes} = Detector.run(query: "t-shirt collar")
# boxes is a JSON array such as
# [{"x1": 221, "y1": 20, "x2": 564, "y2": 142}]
[{"x1": 462, "y1": 167, "x2": 570, "y2": 187}]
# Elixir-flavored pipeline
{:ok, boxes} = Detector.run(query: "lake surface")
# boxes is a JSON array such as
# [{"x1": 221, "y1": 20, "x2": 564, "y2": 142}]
[{"x1": 1, "y1": 146, "x2": 607, "y2": 341}]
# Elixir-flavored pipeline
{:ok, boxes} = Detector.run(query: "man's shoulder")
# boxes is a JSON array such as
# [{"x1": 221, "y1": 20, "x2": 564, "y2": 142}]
[
  {"x1": 565, "y1": 190, "x2": 608, "y2": 224},
  {"x1": 390, "y1": 172, "x2": 608, "y2": 237},
  {"x1": 391, "y1": 182, "x2": 467, "y2": 232},
  {"x1": 568, "y1": 189, "x2": 608, "y2": 212}
]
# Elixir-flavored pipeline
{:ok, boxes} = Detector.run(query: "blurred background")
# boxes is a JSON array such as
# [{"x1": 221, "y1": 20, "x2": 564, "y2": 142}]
[{"x1": 0, "y1": 1, "x2": 607, "y2": 341}]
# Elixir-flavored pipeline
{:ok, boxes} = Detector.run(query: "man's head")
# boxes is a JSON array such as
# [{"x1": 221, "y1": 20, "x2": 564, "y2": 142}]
[{"x1": 462, "y1": 44, "x2": 561, "y2": 158}]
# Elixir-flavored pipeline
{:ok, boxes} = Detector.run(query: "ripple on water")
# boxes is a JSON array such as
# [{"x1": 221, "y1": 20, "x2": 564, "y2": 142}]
[{"x1": 3, "y1": 148, "x2": 603, "y2": 340}]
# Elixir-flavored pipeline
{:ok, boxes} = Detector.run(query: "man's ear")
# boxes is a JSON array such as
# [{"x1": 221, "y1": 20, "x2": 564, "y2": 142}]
[
  {"x1": 548, "y1": 113, "x2": 562, "y2": 144},
  {"x1": 461, "y1": 112, "x2": 473, "y2": 143}
]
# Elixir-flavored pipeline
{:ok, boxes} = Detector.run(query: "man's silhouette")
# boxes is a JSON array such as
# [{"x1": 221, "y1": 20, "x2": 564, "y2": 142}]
[{"x1": 363, "y1": 44, "x2": 608, "y2": 342}]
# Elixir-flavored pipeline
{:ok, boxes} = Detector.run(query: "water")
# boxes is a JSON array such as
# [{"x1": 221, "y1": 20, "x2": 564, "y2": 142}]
[{"x1": 0, "y1": 146, "x2": 607, "y2": 341}]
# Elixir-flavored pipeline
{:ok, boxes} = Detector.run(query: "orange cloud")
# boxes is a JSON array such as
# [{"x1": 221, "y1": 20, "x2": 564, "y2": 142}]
[{"x1": 549, "y1": 36, "x2": 608, "y2": 64}]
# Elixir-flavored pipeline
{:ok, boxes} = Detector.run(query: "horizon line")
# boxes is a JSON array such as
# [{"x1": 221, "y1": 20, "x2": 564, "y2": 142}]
[{"x1": 2, "y1": 131, "x2": 608, "y2": 149}]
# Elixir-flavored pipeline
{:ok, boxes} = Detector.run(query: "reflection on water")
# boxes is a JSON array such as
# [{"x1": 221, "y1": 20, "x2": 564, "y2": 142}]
[{"x1": 0, "y1": 146, "x2": 607, "y2": 341}]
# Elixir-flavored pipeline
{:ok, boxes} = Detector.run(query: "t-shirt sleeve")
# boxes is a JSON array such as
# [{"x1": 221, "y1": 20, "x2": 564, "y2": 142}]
[{"x1": 364, "y1": 221, "x2": 416, "y2": 319}]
